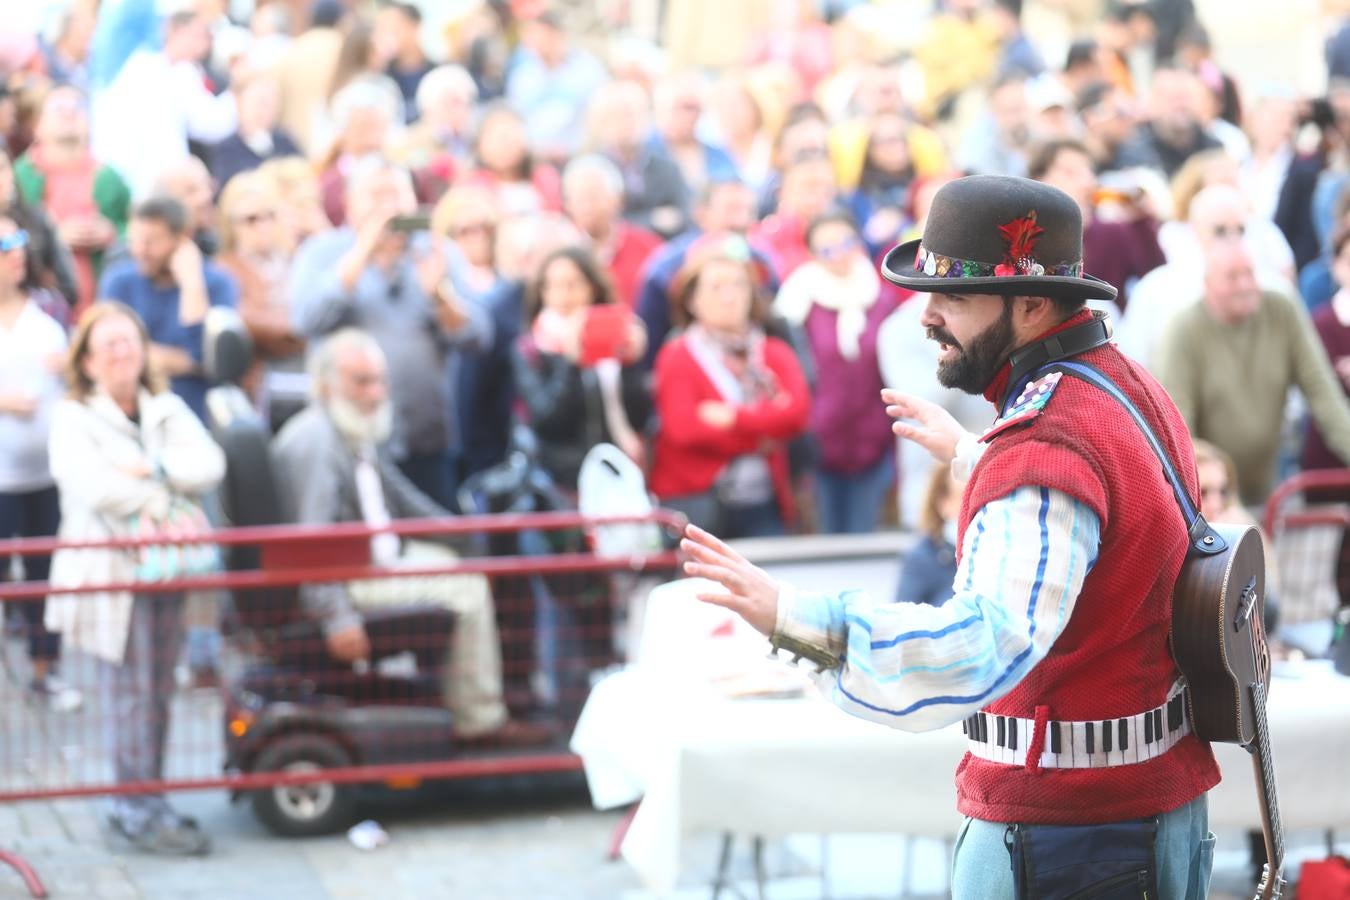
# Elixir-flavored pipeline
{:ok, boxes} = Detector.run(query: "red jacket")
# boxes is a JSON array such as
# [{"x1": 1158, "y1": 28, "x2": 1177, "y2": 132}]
[
  {"x1": 955, "y1": 311, "x2": 1221, "y2": 825},
  {"x1": 650, "y1": 334, "x2": 810, "y2": 522},
  {"x1": 604, "y1": 223, "x2": 664, "y2": 310}
]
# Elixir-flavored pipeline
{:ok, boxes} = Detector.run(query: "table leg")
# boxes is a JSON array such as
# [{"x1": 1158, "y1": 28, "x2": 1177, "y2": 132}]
[
  {"x1": 753, "y1": 836, "x2": 767, "y2": 900},
  {"x1": 712, "y1": 832, "x2": 735, "y2": 900},
  {"x1": 606, "y1": 803, "x2": 639, "y2": 861},
  {"x1": 820, "y1": 835, "x2": 831, "y2": 900}
]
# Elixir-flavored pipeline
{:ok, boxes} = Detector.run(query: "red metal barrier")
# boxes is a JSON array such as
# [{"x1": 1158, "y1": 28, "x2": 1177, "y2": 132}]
[
  {"x1": 1261, "y1": 469, "x2": 1350, "y2": 633},
  {"x1": 0, "y1": 509, "x2": 685, "y2": 886}
]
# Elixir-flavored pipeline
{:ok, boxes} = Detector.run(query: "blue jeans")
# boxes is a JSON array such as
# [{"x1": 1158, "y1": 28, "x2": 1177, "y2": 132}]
[
  {"x1": 950, "y1": 794, "x2": 1215, "y2": 899},
  {"x1": 0, "y1": 485, "x2": 61, "y2": 661},
  {"x1": 517, "y1": 528, "x2": 575, "y2": 708},
  {"x1": 814, "y1": 455, "x2": 895, "y2": 534}
]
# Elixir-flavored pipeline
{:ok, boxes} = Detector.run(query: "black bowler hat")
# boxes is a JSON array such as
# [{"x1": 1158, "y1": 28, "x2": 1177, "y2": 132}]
[{"x1": 881, "y1": 175, "x2": 1118, "y2": 303}]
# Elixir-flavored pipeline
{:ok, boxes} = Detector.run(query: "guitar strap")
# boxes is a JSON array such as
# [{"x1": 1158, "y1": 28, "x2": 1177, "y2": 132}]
[{"x1": 1025, "y1": 358, "x2": 1229, "y2": 559}]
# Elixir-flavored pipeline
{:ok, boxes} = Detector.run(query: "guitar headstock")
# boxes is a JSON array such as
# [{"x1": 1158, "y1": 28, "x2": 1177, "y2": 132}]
[{"x1": 1255, "y1": 863, "x2": 1286, "y2": 900}]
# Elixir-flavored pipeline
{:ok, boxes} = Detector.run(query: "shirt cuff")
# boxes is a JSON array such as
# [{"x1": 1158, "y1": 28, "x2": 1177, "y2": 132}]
[
  {"x1": 951, "y1": 430, "x2": 986, "y2": 484},
  {"x1": 771, "y1": 582, "x2": 844, "y2": 671}
]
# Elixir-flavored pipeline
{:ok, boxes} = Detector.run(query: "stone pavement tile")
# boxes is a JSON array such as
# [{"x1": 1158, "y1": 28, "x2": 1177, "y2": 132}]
[
  {"x1": 116, "y1": 791, "x2": 331, "y2": 900},
  {"x1": 0, "y1": 836, "x2": 139, "y2": 900},
  {"x1": 0, "y1": 805, "x2": 22, "y2": 841},
  {"x1": 50, "y1": 798, "x2": 105, "y2": 846},
  {"x1": 14, "y1": 801, "x2": 69, "y2": 843}
]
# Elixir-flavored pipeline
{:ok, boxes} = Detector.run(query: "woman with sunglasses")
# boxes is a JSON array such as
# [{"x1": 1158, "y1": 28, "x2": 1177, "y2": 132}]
[
  {"x1": 0, "y1": 148, "x2": 78, "y2": 325},
  {"x1": 774, "y1": 210, "x2": 900, "y2": 533},
  {"x1": 216, "y1": 170, "x2": 306, "y2": 430},
  {"x1": 431, "y1": 183, "x2": 503, "y2": 300},
  {"x1": 0, "y1": 215, "x2": 81, "y2": 712}
]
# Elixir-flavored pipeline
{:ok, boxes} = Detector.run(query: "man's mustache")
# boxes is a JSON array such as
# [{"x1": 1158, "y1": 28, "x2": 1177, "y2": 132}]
[{"x1": 926, "y1": 327, "x2": 961, "y2": 350}]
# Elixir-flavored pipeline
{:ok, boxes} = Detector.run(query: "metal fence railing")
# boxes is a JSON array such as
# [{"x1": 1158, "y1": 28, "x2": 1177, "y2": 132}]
[{"x1": 0, "y1": 510, "x2": 685, "y2": 897}]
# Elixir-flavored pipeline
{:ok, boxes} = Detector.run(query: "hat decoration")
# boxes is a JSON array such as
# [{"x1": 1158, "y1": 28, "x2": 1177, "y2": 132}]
[
  {"x1": 914, "y1": 210, "x2": 1084, "y2": 281},
  {"x1": 881, "y1": 174, "x2": 1115, "y2": 302}
]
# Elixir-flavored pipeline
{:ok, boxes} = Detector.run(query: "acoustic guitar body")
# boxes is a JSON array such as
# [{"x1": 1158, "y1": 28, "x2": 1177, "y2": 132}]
[{"x1": 1169, "y1": 524, "x2": 1269, "y2": 746}]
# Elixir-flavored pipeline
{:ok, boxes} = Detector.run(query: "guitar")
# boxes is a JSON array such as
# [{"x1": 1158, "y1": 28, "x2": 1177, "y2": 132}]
[{"x1": 1170, "y1": 523, "x2": 1285, "y2": 900}]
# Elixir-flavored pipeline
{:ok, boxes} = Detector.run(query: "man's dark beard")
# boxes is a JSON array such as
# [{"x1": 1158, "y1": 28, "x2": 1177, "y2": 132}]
[{"x1": 933, "y1": 300, "x2": 1015, "y2": 394}]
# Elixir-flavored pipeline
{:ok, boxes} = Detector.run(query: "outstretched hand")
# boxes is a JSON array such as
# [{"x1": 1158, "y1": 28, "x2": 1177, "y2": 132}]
[
  {"x1": 881, "y1": 389, "x2": 968, "y2": 465},
  {"x1": 680, "y1": 524, "x2": 779, "y2": 636}
]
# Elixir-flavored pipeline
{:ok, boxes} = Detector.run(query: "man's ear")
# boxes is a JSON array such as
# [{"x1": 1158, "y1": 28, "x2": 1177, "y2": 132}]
[{"x1": 1016, "y1": 295, "x2": 1061, "y2": 329}]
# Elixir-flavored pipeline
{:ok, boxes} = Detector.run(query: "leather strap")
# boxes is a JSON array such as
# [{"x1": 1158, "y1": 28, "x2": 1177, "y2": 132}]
[
  {"x1": 1039, "y1": 360, "x2": 1228, "y2": 559},
  {"x1": 999, "y1": 312, "x2": 1113, "y2": 414}
]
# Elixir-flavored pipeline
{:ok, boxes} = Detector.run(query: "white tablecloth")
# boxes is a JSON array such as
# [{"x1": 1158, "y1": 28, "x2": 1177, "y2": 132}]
[{"x1": 571, "y1": 660, "x2": 1350, "y2": 895}]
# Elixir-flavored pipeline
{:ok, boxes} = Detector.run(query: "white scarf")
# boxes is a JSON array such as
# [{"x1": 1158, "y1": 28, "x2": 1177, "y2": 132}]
[{"x1": 773, "y1": 257, "x2": 880, "y2": 360}]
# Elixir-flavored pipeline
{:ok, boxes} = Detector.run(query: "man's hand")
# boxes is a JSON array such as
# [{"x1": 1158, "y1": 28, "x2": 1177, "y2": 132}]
[
  {"x1": 167, "y1": 237, "x2": 205, "y2": 288},
  {"x1": 415, "y1": 240, "x2": 448, "y2": 300},
  {"x1": 680, "y1": 524, "x2": 779, "y2": 636},
  {"x1": 338, "y1": 206, "x2": 399, "y2": 292},
  {"x1": 169, "y1": 238, "x2": 210, "y2": 326},
  {"x1": 326, "y1": 624, "x2": 371, "y2": 663},
  {"x1": 881, "y1": 389, "x2": 968, "y2": 465}
]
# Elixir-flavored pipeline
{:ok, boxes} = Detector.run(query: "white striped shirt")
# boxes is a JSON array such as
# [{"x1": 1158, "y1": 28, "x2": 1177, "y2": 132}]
[{"x1": 774, "y1": 486, "x2": 1101, "y2": 733}]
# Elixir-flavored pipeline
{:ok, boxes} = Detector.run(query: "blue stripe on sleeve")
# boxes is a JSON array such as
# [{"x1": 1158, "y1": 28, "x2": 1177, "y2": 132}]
[
  {"x1": 1026, "y1": 487, "x2": 1051, "y2": 633},
  {"x1": 857, "y1": 501, "x2": 994, "y2": 649},
  {"x1": 836, "y1": 488, "x2": 1055, "y2": 718}
]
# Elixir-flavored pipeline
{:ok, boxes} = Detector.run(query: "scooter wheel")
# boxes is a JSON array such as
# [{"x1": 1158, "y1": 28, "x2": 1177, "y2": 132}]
[{"x1": 250, "y1": 733, "x2": 358, "y2": 837}]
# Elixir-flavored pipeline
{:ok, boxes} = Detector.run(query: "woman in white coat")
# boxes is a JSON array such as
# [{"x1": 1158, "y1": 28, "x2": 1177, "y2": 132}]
[{"x1": 46, "y1": 301, "x2": 224, "y2": 856}]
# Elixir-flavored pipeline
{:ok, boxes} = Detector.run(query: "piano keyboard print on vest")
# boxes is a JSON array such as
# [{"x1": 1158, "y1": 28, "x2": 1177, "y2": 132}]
[{"x1": 962, "y1": 682, "x2": 1189, "y2": 768}]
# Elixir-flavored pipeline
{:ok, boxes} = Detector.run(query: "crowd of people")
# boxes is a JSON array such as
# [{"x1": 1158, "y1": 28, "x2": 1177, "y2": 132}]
[{"x1": 4, "y1": 0, "x2": 1350, "y2": 854}]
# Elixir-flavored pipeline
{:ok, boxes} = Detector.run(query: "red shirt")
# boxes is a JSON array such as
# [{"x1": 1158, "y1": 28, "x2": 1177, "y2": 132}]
[
  {"x1": 749, "y1": 213, "x2": 812, "y2": 281},
  {"x1": 650, "y1": 334, "x2": 810, "y2": 522},
  {"x1": 602, "y1": 223, "x2": 663, "y2": 310}
]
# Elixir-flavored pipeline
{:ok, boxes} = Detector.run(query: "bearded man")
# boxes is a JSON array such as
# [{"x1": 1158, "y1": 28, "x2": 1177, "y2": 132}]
[
  {"x1": 679, "y1": 176, "x2": 1222, "y2": 899},
  {"x1": 270, "y1": 328, "x2": 549, "y2": 747},
  {"x1": 97, "y1": 196, "x2": 237, "y2": 422}
]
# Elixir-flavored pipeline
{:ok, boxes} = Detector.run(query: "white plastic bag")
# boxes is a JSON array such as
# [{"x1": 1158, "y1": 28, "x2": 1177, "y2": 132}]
[{"x1": 577, "y1": 443, "x2": 662, "y2": 560}]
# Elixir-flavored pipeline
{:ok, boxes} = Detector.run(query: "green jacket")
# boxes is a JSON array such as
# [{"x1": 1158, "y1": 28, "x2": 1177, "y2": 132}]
[{"x1": 13, "y1": 152, "x2": 131, "y2": 279}]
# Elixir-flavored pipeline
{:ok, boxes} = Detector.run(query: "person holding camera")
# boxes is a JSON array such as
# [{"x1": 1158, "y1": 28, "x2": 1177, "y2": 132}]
[
  {"x1": 511, "y1": 246, "x2": 649, "y2": 490},
  {"x1": 289, "y1": 159, "x2": 489, "y2": 510}
]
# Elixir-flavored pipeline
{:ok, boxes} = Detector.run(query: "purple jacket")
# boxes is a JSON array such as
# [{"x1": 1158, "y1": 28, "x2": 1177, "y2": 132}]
[{"x1": 804, "y1": 297, "x2": 899, "y2": 475}]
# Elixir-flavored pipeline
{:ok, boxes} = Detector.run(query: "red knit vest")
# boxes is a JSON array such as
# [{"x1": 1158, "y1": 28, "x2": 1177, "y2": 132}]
[{"x1": 953, "y1": 319, "x2": 1221, "y2": 825}]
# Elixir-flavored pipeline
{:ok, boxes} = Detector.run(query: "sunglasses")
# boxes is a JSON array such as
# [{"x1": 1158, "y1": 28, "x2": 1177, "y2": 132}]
[
  {"x1": 814, "y1": 236, "x2": 861, "y2": 260},
  {"x1": 235, "y1": 210, "x2": 277, "y2": 226},
  {"x1": 450, "y1": 222, "x2": 494, "y2": 238},
  {"x1": 0, "y1": 230, "x2": 29, "y2": 253}
]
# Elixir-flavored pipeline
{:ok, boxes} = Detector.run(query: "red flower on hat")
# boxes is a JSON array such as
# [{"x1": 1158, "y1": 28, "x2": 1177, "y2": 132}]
[{"x1": 996, "y1": 210, "x2": 1045, "y2": 276}]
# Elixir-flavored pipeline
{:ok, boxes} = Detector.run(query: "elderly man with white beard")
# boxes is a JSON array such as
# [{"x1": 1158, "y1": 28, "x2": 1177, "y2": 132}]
[{"x1": 270, "y1": 328, "x2": 550, "y2": 747}]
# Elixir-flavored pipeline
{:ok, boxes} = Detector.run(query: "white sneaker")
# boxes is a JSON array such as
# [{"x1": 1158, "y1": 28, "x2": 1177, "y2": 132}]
[{"x1": 30, "y1": 675, "x2": 83, "y2": 713}]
